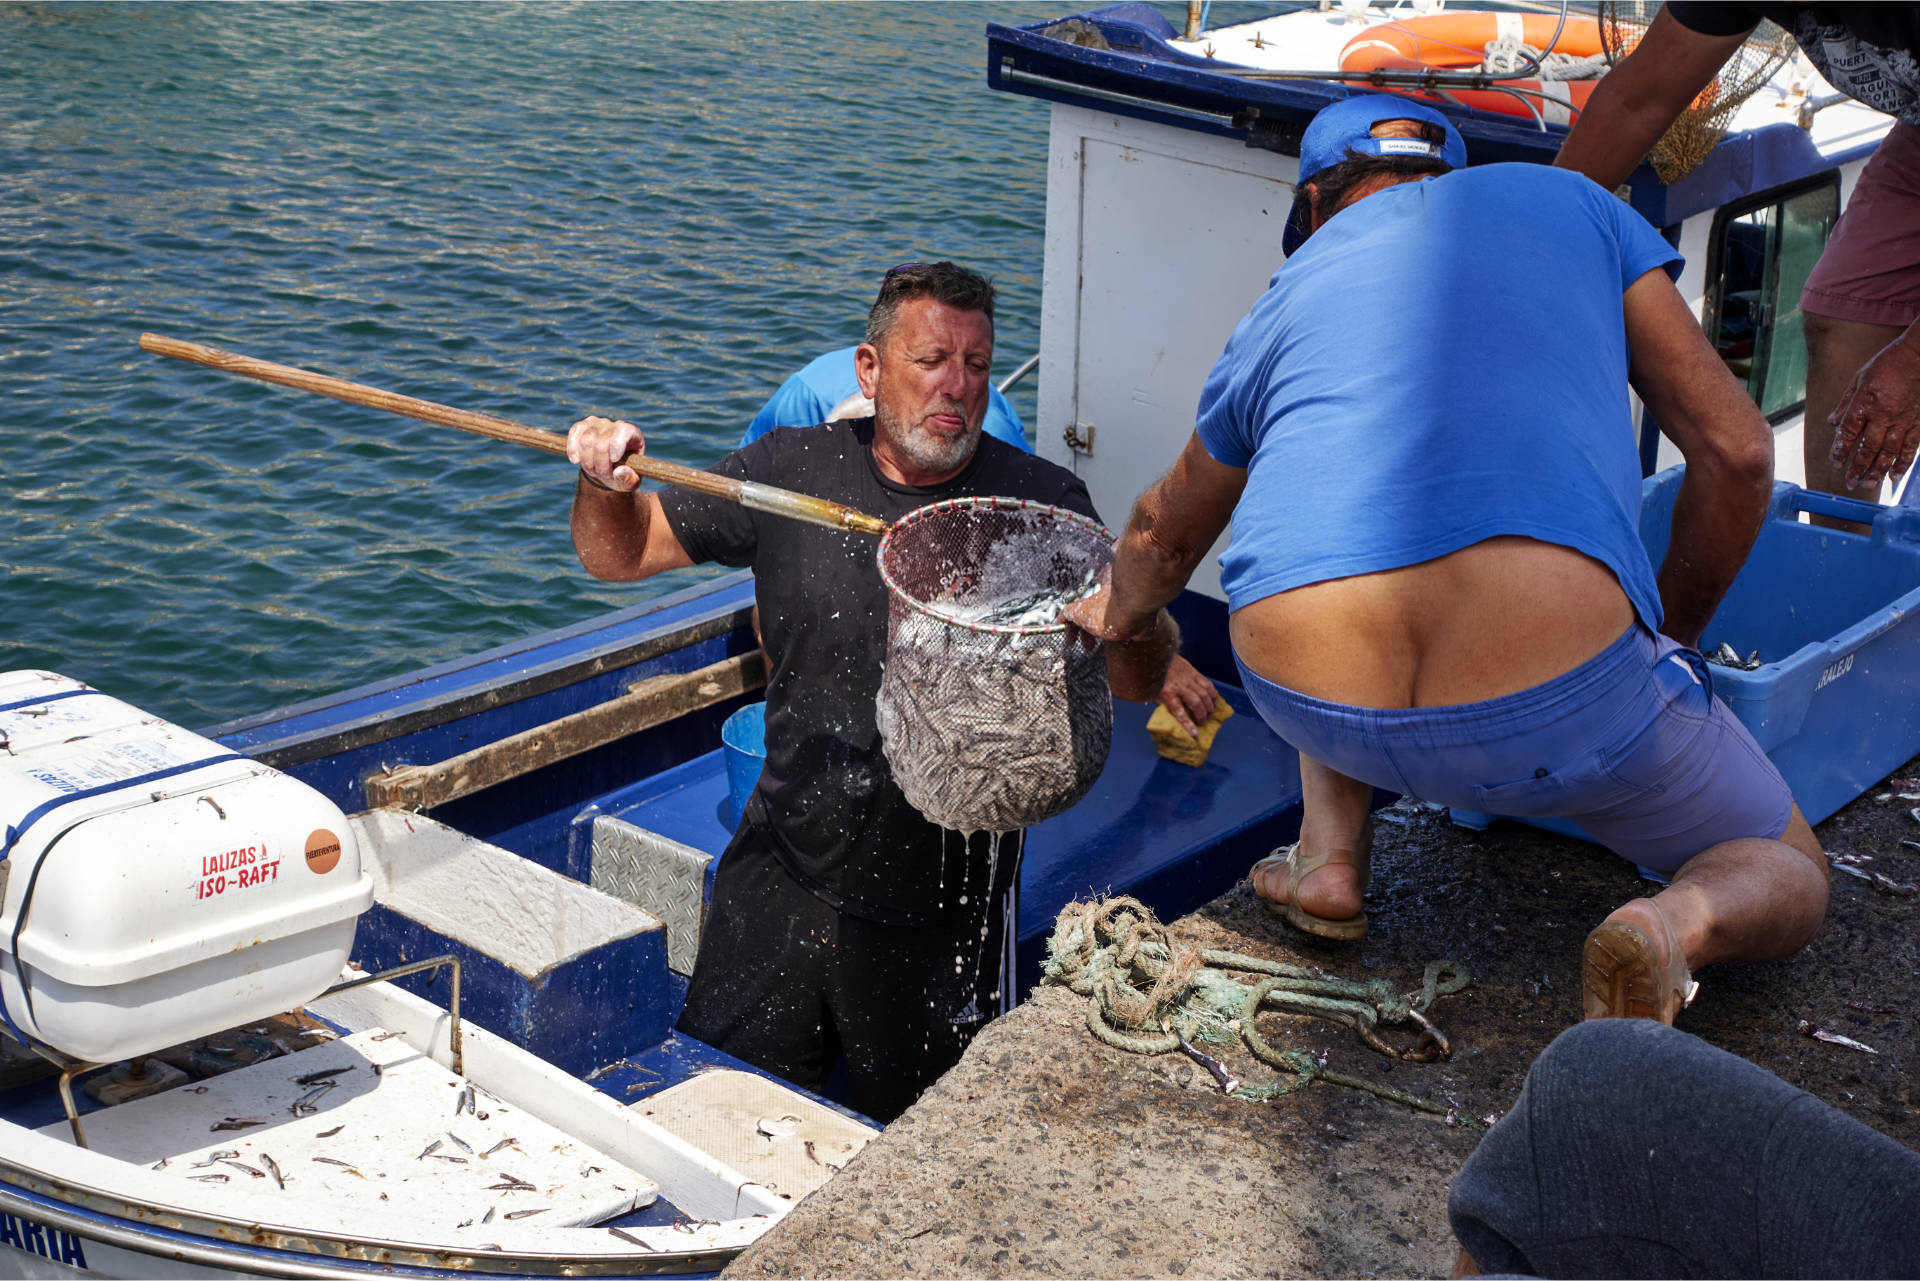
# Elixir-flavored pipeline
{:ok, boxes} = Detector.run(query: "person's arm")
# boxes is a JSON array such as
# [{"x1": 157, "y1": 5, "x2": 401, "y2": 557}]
[
  {"x1": 1623, "y1": 269, "x2": 1774, "y2": 647},
  {"x1": 567, "y1": 415, "x2": 695, "y2": 582},
  {"x1": 1554, "y1": 9, "x2": 1754, "y2": 190},
  {"x1": 1828, "y1": 319, "x2": 1920, "y2": 492},
  {"x1": 1065, "y1": 433, "x2": 1247, "y2": 701}
]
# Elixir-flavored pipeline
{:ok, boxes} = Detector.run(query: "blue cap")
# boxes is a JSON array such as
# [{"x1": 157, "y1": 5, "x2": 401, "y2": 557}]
[{"x1": 1282, "y1": 94, "x2": 1467, "y2": 256}]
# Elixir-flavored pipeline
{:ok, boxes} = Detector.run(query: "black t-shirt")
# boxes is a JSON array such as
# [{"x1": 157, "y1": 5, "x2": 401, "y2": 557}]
[
  {"x1": 659, "y1": 418, "x2": 1099, "y2": 925},
  {"x1": 1666, "y1": 2, "x2": 1920, "y2": 125}
]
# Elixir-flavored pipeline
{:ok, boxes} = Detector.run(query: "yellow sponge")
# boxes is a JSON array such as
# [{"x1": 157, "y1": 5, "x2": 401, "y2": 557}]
[{"x1": 1146, "y1": 697, "x2": 1234, "y2": 767}]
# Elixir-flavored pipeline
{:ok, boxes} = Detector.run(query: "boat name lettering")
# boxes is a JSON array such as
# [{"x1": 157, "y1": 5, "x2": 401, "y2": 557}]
[
  {"x1": 197, "y1": 843, "x2": 281, "y2": 900},
  {"x1": 0, "y1": 1211, "x2": 88, "y2": 1268},
  {"x1": 1815, "y1": 654, "x2": 1854, "y2": 690}
]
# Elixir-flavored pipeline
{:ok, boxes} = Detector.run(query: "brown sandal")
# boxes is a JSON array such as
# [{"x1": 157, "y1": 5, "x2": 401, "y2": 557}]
[
  {"x1": 1581, "y1": 898, "x2": 1698, "y2": 1023},
  {"x1": 1249, "y1": 840, "x2": 1370, "y2": 941}
]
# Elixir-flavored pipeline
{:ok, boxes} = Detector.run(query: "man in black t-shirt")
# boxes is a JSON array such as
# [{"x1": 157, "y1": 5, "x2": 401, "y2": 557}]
[
  {"x1": 1557, "y1": 3, "x2": 1920, "y2": 519},
  {"x1": 566, "y1": 262, "x2": 1215, "y2": 1121}
]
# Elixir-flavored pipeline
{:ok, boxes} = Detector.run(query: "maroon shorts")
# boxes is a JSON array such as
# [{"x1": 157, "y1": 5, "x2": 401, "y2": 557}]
[{"x1": 1801, "y1": 121, "x2": 1920, "y2": 329}]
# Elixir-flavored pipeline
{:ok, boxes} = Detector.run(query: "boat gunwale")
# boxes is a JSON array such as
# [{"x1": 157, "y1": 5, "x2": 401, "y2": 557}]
[
  {"x1": 0, "y1": 1174, "x2": 734, "y2": 1277},
  {"x1": 212, "y1": 572, "x2": 755, "y2": 768}
]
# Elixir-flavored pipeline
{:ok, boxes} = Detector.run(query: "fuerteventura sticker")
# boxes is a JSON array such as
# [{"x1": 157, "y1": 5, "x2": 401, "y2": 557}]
[{"x1": 304, "y1": 828, "x2": 342, "y2": 874}]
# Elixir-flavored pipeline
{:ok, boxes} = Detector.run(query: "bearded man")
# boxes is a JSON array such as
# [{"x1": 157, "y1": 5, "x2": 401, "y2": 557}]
[{"x1": 568, "y1": 261, "x2": 1212, "y2": 1120}]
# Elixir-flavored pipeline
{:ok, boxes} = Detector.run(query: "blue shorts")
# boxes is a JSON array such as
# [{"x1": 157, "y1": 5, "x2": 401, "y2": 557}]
[{"x1": 1234, "y1": 625, "x2": 1794, "y2": 875}]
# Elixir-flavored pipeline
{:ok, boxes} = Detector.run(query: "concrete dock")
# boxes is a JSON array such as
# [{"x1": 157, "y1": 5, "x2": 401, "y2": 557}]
[{"x1": 728, "y1": 756, "x2": 1920, "y2": 1279}]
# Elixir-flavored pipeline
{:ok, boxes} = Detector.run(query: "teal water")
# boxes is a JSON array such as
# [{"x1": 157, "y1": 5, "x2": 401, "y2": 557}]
[{"x1": 0, "y1": 1, "x2": 1091, "y2": 729}]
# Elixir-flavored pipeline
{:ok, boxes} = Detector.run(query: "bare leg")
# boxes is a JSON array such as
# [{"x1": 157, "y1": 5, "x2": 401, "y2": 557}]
[
  {"x1": 1803, "y1": 313, "x2": 1906, "y2": 528},
  {"x1": 1592, "y1": 804, "x2": 1827, "y2": 1023},
  {"x1": 1251, "y1": 752, "x2": 1374, "y2": 921}
]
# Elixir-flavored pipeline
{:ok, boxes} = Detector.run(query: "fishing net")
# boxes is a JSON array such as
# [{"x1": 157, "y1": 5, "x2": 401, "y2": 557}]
[
  {"x1": 876, "y1": 497, "x2": 1114, "y2": 833},
  {"x1": 1598, "y1": 3, "x2": 1794, "y2": 184}
]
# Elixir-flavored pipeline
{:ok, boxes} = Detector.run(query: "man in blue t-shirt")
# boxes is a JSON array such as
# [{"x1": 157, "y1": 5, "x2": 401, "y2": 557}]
[
  {"x1": 742, "y1": 345, "x2": 1032, "y2": 452},
  {"x1": 1070, "y1": 95, "x2": 1828, "y2": 1028}
]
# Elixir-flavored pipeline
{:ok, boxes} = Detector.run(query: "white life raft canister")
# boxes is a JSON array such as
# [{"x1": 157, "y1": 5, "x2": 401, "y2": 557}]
[{"x1": 0, "y1": 671, "x2": 374, "y2": 1064}]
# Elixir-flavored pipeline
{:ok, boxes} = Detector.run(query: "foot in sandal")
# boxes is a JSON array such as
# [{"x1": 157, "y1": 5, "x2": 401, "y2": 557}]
[
  {"x1": 1581, "y1": 897, "x2": 1698, "y2": 1024},
  {"x1": 1249, "y1": 835, "x2": 1371, "y2": 941}
]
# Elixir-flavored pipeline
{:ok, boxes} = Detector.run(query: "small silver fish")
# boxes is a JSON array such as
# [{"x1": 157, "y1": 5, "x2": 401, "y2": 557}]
[
  {"x1": 416, "y1": 1139, "x2": 442, "y2": 1161},
  {"x1": 311, "y1": 1156, "x2": 355, "y2": 1168},
  {"x1": 189, "y1": 1150, "x2": 239, "y2": 1170},
  {"x1": 221, "y1": 1159, "x2": 265, "y2": 1179},
  {"x1": 190, "y1": 1173, "x2": 230, "y2": 1183},
  {"x1": 1704, "y1": 642, "x2": 1762, "y2": 670},
  {"x1": 1798, "y1": 1019, "x2": 1879, "y2": 1054},
  {"x1": 481, "y1": 1207, "x2": 496, "y2": 1225},
  {"x1": 1872, "y1": 872, "x2": 1919, "y2": 898},
  {"x1": 504, "y1": 1208, "x2": 548, "y2": 1220},
  {"x1": 293, "y1": 1066, "x2": 353, "y2": 1086},
  {"x1": 1165, "y1": 1018, "x2": 1240, "y2": 1094},
  {"x1": 445, "y1": 1131, "x2": 472, "y2": 1154},
  {"x1": 259, "y1": 1154, "x2": 285, "y2": 1189},
  {"x1": 316, "y1": 1125, "x2": 344, "y2": 1138},
  {"x1": 480, "y1": 1138, "x2": 517, "y2": 1158},
  {"x1": 212, "y1": 1116, "x2": 268, "y2": 1132},
  {"x1": 428, "y1": 1154, "x2": 469, "y2": 1164}
]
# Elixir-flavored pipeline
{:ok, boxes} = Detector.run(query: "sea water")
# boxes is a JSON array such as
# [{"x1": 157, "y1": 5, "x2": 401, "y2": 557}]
[{"x1": 1, "y1": 0, "x2": 1192, "y2": 729}]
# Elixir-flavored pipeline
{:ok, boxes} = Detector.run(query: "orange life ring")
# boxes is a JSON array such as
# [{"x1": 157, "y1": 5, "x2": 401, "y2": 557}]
[{"x1": 1339, "y1": 12, "x2": 1605, "y2": 126}]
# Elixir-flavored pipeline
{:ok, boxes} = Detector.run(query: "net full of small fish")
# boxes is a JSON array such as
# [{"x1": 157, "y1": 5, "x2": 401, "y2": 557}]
[{"x1": 876, "y1": 500, "x2": 1114, "y2": 833}]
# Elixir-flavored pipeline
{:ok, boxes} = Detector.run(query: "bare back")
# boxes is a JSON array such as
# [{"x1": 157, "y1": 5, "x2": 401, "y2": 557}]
[{"x1": 1228, "y1": 536, "x2": 1636, "y2": 708}]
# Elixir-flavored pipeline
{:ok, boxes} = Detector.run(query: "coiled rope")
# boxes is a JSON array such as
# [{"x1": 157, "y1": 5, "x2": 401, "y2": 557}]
[
  {"x1": 1043, "y1": 897, "x2": 1476, "y2": 1124},
  {"x1": 1481, "y1": 34, "x2": 1608, "y2": 81}
]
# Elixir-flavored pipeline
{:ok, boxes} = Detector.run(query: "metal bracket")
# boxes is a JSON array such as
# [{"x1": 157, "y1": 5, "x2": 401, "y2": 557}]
[
  {"x1": 1064, "y1": 422, "x2": 1096, "y2": 455},
  {"x1": 322, "y1": 954, "x2": 464, "y2": 1077}
]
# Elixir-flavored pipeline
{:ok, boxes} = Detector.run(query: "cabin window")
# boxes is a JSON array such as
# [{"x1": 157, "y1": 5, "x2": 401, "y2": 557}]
[{"x1": 1703, "y1": 173, "x2": 1840, "y2": 421}]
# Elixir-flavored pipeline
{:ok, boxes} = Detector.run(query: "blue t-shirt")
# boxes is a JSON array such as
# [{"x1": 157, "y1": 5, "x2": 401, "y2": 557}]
[
  {"x1": 1196, "y1": 164, "x2": 1682, "y2": 631},
  {"x1": 741, "y1": 346, "x2": 1032, "y2": 451}
]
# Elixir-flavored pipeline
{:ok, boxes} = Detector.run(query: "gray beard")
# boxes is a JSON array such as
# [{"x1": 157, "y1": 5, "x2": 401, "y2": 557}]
[{"x1": 876, "y1": 402, "x2": 978, "y2": 475}]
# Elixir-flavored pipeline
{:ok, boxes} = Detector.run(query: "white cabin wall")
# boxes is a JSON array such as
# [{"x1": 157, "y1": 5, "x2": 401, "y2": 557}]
[{"x1": 1038, "y1": 104, "x2": 1299, "y2": 601}]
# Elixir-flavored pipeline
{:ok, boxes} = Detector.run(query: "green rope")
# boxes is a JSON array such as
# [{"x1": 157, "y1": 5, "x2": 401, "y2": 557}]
[{"x1": 1044, "y1": 896, "x2": 1479, "y2": 1127}]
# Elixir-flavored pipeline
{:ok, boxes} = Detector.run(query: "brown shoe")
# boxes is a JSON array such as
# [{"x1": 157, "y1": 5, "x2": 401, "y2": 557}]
[
  {"x1": 1581, "y1": 898, "x2": 1697, "y2": 1023},
  {"x1": 1250, "y1": 841, "x2": 1370, "y2": 941}
]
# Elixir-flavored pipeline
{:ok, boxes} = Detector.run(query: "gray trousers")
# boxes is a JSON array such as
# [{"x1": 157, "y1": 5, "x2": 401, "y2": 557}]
[{"x1": 1448, "y1": 1019, "x2": 1920, "y2": 1278}]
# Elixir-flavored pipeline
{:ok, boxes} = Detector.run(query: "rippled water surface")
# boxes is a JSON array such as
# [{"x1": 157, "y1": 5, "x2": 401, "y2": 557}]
[{"x1": 2, "y1": 1, "x2": 1109, "y2": 728}]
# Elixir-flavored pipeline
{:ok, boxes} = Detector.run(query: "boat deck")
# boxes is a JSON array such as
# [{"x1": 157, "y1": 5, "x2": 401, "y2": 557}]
[
  {"x1": 726, "y1": 755, "x2": 1920, "y2": 1279},
  {"x1": 37, "y1": 1031, "x2": 654, "y2": 1236}
]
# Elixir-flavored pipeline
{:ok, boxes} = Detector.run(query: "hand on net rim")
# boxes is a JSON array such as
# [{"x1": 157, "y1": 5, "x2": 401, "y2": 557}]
[{"x1": 1063, "y1": 576, "x2": 1186, "y2": 709}]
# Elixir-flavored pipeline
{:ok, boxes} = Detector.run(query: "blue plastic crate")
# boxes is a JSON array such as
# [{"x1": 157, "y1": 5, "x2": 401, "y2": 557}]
[{"x1": 1454, "y1": 468, "x2": 1920, "y2": 840}]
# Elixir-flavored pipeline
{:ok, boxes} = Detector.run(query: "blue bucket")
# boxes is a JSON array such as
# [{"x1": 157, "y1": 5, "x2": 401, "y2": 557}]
[{"x1": 720, "y1": 702, "x2": 767, "y2": 827}]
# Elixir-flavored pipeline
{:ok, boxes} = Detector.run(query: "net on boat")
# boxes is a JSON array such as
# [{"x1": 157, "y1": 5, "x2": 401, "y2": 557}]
[
  {"x1": 875, "y1": 497, "x2": 1114, "y2": 833},
  {"x1": 1598, "y1": 3, "x2": 1794, "y2": 183}
]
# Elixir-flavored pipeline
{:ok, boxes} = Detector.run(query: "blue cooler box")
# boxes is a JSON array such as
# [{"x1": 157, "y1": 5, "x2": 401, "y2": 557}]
[{"x1": 1454, "y1": 469, "x2": 1920, "y2": 839}]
